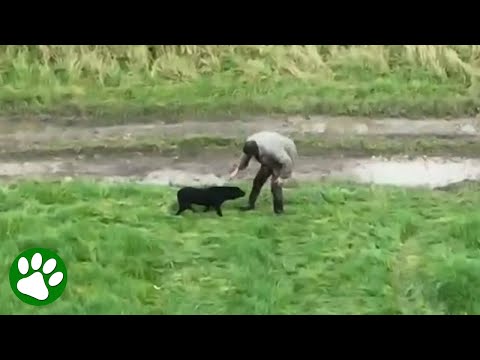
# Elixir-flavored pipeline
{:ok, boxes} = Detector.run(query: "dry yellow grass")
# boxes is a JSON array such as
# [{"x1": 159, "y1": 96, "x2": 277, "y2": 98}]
[
  {"x1": 5, "y1": 45, "x2": 479, "y2": 81},
  {"x1": 0, "y1": 45, "x2": 478, "y2": 120}
]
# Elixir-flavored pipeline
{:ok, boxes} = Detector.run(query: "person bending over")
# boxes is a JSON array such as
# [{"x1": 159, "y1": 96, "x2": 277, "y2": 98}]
[{"x1": 229, "y1": 131, "x2": 297, "y2": 214}]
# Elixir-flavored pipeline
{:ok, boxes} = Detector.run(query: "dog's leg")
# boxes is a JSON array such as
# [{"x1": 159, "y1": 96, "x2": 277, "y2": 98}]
[
  {"x1": 203, "y1": 205, "x2": 211, "y2": 212},
  {"x1": 175, "y1": 203, "x2": 187, "y2": 215},
  {"x1": 213, "y1": 204, "x2": 223, "y2": 217},
  {"x1": 176, "y1": 201, "x2": 193, "y2": 215},
  {"x1": 241, "y1": 165, "x2": 272, "y2": 211}
]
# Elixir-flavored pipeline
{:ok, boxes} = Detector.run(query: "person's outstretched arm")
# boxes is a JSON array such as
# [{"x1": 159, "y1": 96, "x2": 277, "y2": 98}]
[{"x1": 229, "y1": 153, "x2": 252, "y2": 179}]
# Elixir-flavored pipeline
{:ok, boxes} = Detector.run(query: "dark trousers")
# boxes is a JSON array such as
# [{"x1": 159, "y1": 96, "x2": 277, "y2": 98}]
[{"x1": 246, "y1": 165, "x2": 284, "y2": 213}]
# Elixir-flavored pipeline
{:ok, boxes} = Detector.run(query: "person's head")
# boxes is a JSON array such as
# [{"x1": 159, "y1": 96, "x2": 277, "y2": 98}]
[{"x1": 243, "y1": 140, "x2": 259, "y2": 158}]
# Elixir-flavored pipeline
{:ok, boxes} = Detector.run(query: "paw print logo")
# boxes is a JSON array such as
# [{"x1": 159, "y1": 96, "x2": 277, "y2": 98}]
[{"x1": 9, "y1": 248, "x2": 68, "y2": 306}]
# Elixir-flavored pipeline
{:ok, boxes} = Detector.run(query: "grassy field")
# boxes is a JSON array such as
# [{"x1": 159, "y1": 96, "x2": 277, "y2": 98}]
[
  {"x1": 1, "y1": 45, "x2": 480, "y2": 121},
  {"x1": 1, "y1": 179, "x2": 480, "y2": 315}
]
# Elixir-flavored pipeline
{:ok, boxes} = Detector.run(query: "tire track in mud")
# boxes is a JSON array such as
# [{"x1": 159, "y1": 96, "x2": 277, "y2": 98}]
[
  {"x1": 1, "y1": 151, "x2": 480, "y2": 189},
  {"x1": 1, "y1": 116, "x2": 480, "y2": 188},
  {"x1": 1, "y1": 116, "x2": 480, "y2": 150}
]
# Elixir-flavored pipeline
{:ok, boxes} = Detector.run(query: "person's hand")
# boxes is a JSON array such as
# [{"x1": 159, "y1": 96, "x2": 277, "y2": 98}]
[
  {"x1": 273, "y1": 176, "x2": 283, "y2": 186},
  {"x1": 229, "y1": 166, "x2": 239, "y2": 180}
]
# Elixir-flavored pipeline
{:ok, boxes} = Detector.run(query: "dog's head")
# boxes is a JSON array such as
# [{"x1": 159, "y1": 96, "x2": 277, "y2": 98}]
[{"x1": 221, "y1": 186, "x2": 246, "y2": 200}]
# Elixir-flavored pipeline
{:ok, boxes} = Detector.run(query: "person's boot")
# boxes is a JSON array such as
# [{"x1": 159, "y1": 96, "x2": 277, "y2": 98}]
[
  {"x1": 271, "y1": 185, "x2": 284, "y2": 214},
  {"x1": 241, "y1": 184, "x2": 262, "y2": 211},
  {"x1": 241, "y1": 165, "x2": 270, "y2": 212},
  {"x1": 273, "y1": 198, "x2": 284, "y2": 214}
]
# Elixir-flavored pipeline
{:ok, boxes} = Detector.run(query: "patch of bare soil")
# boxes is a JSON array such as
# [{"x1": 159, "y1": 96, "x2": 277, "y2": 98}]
[
  {"x1": 1, "y1": 151, "x2": 480, "y2": 189},
  {"x1": 1, "y1": 115, "x2": 480, "y2": 154},
  {"x1": 1, "y1": 116, "x2": 480, "y2": 188}
]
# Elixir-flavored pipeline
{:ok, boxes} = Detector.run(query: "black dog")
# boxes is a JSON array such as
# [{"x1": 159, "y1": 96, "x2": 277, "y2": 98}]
[{"x1": 175, "y1": 186, "x2": 246, "y2": 217}]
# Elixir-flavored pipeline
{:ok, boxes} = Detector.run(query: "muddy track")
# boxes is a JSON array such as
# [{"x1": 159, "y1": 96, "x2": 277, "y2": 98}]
[
  {"x1": 2, "y1": 116, "x2": 480, "y2": 148},
  {"x1": 2, "y1": 151, "x2": 480, "y2": 189},
  {"x1": 1, "y1": 116, "x2": 480, "y2": 188},
  {"x1": 1, "y1": 116, "x2": 480, "y2": 157}
]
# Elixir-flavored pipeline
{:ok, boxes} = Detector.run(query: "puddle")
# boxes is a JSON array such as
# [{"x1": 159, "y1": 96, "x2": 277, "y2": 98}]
[
  {"x1": 0, "y1": 153, "x2": 479, "y2": 189},
  {"x1": 327, "y1": 157, "x2": 480, "y2": 188}
]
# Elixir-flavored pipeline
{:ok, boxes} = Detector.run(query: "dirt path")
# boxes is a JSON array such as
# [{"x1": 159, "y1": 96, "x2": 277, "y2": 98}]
[
  {"x1": 2, "y1": 116, "x2": 480, "y2": 151},
  {"x1": 2, "y1": 115, "x2": 480, "y2": 188},
  {"x1": 2, "y1": 151, "x2": 480, "y2": 189}
]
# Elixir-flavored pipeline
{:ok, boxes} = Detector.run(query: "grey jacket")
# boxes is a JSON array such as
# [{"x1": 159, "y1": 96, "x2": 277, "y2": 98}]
[{"x1": 238, "y1": 131, "x2": 298, "y2": 179}]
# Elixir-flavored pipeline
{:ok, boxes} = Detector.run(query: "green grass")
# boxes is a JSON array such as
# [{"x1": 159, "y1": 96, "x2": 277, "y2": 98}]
[
  {"x1": 1, "y1": 179, "x2": 480, "y2": 314},
  {"x1": 1, "y1": 45, "x2": 480, "y2": 122}
]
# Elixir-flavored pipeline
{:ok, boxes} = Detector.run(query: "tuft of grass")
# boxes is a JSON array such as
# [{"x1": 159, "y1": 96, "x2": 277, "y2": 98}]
[
  {"x1": 0, "y1": 45, "x2": 479, "y2": 121},
  {"x1": 1, "y1": 179, "x2": 480, "y2": 314}
]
